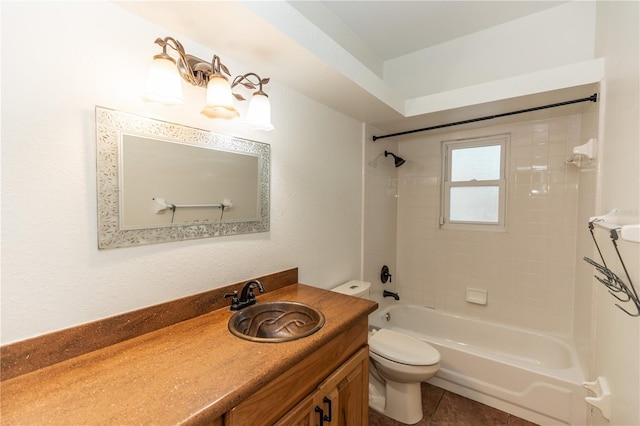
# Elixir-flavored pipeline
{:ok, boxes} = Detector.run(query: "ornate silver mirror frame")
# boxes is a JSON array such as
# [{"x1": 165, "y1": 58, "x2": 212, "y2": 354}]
[{"x1": 96, "y1": 106, "x2": 270, "y2": 249}]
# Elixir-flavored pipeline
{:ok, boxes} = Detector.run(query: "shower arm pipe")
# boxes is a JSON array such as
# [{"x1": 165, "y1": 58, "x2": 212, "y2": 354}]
[{"x1": 372, "y1": 93, "x2": 598, "y2": 141}]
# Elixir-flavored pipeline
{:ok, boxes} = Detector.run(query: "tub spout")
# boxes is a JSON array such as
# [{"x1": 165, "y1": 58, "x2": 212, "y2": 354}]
[{"x1": 383, "y1": 290, "x2": 400, "y2": 300}]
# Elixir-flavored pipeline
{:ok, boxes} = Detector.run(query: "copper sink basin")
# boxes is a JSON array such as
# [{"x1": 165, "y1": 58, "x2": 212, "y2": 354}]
[{"x1": 228, "y1": 301, "x2": 325, "y2": 343}]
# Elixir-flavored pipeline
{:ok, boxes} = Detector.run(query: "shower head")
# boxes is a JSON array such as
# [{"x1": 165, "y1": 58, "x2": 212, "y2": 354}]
[{"x1": 384, "y1": 151, "x2": 406, "y2": 167}]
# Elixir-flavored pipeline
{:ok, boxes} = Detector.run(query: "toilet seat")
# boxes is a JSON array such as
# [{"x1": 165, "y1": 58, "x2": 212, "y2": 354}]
[{"x1": 369, "y1": 329, "x2": 440, "y2": 366}]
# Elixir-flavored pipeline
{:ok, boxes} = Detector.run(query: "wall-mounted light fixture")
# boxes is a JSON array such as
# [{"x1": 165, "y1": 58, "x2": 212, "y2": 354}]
[{"x1": 143, "y1": 36, "x2": 274, "y2": 131}]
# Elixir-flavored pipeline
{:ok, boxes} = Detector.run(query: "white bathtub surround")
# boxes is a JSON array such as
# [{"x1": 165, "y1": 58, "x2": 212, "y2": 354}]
[
  {"x1": 370, "y1": 304, "x2": 586, "y2": 425},
  {"x1": 395, "y1": 112, "x2": 597, "y2": 336}
]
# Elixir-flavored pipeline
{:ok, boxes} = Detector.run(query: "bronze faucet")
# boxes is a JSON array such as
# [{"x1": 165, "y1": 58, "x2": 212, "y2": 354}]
[{"x1": 225, "y1": 279, "x2": 266, "y2": 311}]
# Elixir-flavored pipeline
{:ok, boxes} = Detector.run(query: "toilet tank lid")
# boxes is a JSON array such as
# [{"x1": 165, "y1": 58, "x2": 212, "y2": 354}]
[
  {"x1": 332, "y1": 280, "x2": 370, "y2": 297},
  {"x1": 369, "y1": 329, "x2": 440, "y2": 366}
]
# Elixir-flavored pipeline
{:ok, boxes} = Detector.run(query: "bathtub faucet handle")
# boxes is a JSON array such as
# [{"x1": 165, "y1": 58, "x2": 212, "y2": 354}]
[{"x1": 381, "y1": 265, "x2": 393, "y2": 283}]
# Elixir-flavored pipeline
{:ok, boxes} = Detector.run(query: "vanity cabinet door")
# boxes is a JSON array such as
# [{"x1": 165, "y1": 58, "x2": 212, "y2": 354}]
[
  {"x1": 273, "y1": 393, "x2": 316, "y2": 426},
  {"x1": 316, "y1": 347, "x2": 369, "y2": 426},
  {"x1": 273, "y1": 347, "x2": 369, "y2": 426}
]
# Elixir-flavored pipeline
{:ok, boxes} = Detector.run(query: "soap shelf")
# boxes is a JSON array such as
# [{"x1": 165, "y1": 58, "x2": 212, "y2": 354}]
[
  {"x1": 584, "y1": 209, "x2": 640, "y2": 317},
  {"x1": 566, "y1": 138, "x2": 597, "y2": 167},
  {"x1": 583, "y1": 376, "x2": 611, "y2": 420}
]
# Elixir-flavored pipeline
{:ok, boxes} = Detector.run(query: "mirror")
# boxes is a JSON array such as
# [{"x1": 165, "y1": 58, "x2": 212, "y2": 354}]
[{"x1": 96, "y1": 106, "x2": 270, "y2": 249}]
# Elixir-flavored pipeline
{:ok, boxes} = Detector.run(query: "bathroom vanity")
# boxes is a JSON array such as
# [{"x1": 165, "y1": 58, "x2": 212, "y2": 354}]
[{"x1": 0, "y1": 272, "x2": 376, "y2": 425}]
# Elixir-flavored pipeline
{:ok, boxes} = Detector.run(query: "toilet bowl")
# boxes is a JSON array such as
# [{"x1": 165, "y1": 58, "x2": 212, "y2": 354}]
[
  {"x1": 331, "y1": 280, "x2": 441, "y2": 425},
  {"x1": 369, "y1": 328, "x2": 441, "y2": 424}
]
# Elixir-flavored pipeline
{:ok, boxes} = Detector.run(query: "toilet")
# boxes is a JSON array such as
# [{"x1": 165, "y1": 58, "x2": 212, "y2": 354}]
[{"x1": 332, "y1": 281, "x2": 441, "y2": 425}]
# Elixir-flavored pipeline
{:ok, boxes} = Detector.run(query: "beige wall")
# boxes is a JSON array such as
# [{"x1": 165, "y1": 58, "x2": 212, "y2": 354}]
[{"x1": 591, "y1": 2, "x2": 640, "y2": 425}]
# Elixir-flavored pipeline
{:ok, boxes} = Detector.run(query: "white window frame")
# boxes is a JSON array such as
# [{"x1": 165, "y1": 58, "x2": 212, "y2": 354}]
[{"x1": 440, "y1": 134, "x2": 509, "y2": 231}]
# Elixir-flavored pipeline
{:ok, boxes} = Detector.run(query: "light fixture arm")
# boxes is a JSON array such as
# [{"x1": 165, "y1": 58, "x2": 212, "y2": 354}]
[
  {"x1": 231, "y1": 72, "x2": 270, "y2": 101},
  {"x1": 153, "y1": 37, "x2": 203, "y2": 88},
  {"x1": 211, "y1": 55, "x2": 229, "y2": 76}
]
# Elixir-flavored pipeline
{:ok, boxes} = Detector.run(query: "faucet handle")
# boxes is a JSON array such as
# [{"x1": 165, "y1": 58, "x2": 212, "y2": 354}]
[
  {"x1": 381, "y1": 265, "x2": 393, "y2": 283},
  {"x1": 224, "y1": 291, "x2": 240, "y2": 309}
]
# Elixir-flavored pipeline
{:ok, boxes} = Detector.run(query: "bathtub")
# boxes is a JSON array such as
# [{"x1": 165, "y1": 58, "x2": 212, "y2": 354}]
[{"x1": 369, "y1": 304, "x2": 586, "y2": 425}]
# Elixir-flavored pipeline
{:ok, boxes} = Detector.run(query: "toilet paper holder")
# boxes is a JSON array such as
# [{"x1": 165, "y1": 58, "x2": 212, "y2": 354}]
[{"x1": 583, "y1": 376, "x2": 611, "y2": 420}]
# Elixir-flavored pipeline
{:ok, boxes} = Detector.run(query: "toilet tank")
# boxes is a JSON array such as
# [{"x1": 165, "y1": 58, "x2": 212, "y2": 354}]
[{"x1": 332, "y1": 280, "x2": 371, "y2": 299}]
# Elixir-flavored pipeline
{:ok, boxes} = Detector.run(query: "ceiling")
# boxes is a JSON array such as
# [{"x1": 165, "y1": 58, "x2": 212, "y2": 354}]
[
  {"x1": 117, "y1": 1, "x2": 596, "y2": 136},
  {"x1": 304, "y1": 1, "x2": 567, "y2": 61}
]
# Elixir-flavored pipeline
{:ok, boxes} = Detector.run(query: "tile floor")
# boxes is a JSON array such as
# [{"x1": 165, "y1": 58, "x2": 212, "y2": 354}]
[{"x1": 368, "y1": 383, "x2": 538, "y2": 426}]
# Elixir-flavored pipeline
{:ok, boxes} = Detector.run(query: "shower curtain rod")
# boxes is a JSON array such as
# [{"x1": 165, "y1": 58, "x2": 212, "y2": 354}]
[{"x1": 372, "y1": 93, "x2": 598, "y2": 141}]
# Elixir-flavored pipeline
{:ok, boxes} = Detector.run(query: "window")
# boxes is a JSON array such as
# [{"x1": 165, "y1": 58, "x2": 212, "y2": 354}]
[{"x1": 441, "y1": 135, "x2": 508, "y2": 230}]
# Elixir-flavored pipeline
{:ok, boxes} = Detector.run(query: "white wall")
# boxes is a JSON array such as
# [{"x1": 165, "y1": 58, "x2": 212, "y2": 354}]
[
  {"x1": 591, "y1": 2, "x2": 640, "y2": 425},
  {"x1": 385, "y1": 1, "x2": 596, "y2": 99},
  {"x1": 0, "y1": 1, "x2": 364, "y2": 344}
]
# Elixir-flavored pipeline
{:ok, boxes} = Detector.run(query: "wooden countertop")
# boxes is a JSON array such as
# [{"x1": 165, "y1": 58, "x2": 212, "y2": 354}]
[{"x1": 0, "y1": 284, "x2": 377, "y2": 425}]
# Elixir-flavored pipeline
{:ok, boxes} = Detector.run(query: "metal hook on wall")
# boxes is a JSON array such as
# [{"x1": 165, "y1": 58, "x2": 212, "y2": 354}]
[{"x1": 584, "y1": 219, "x2": 640, "y2": 317}]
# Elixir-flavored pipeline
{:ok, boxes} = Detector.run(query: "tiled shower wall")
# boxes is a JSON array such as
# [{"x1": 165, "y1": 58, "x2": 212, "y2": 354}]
[
  {"x1": 395, "y1": 112, "x2": 597, "y2": 336},
  {"x1": 363, "y1": 125, "x2": 399, "y2": 301}
]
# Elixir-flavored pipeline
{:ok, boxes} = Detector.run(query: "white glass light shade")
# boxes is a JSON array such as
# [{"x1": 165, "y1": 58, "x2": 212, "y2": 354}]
[
  {"x1": 143, "y1": 56, "x2": 185, "y2": 106},
  {"x1": 245, "y1": 92, "x2": 274, "y2": 131},
  {"x1": 201, "y1": 74, "x2": 239, "y2": 119}
]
